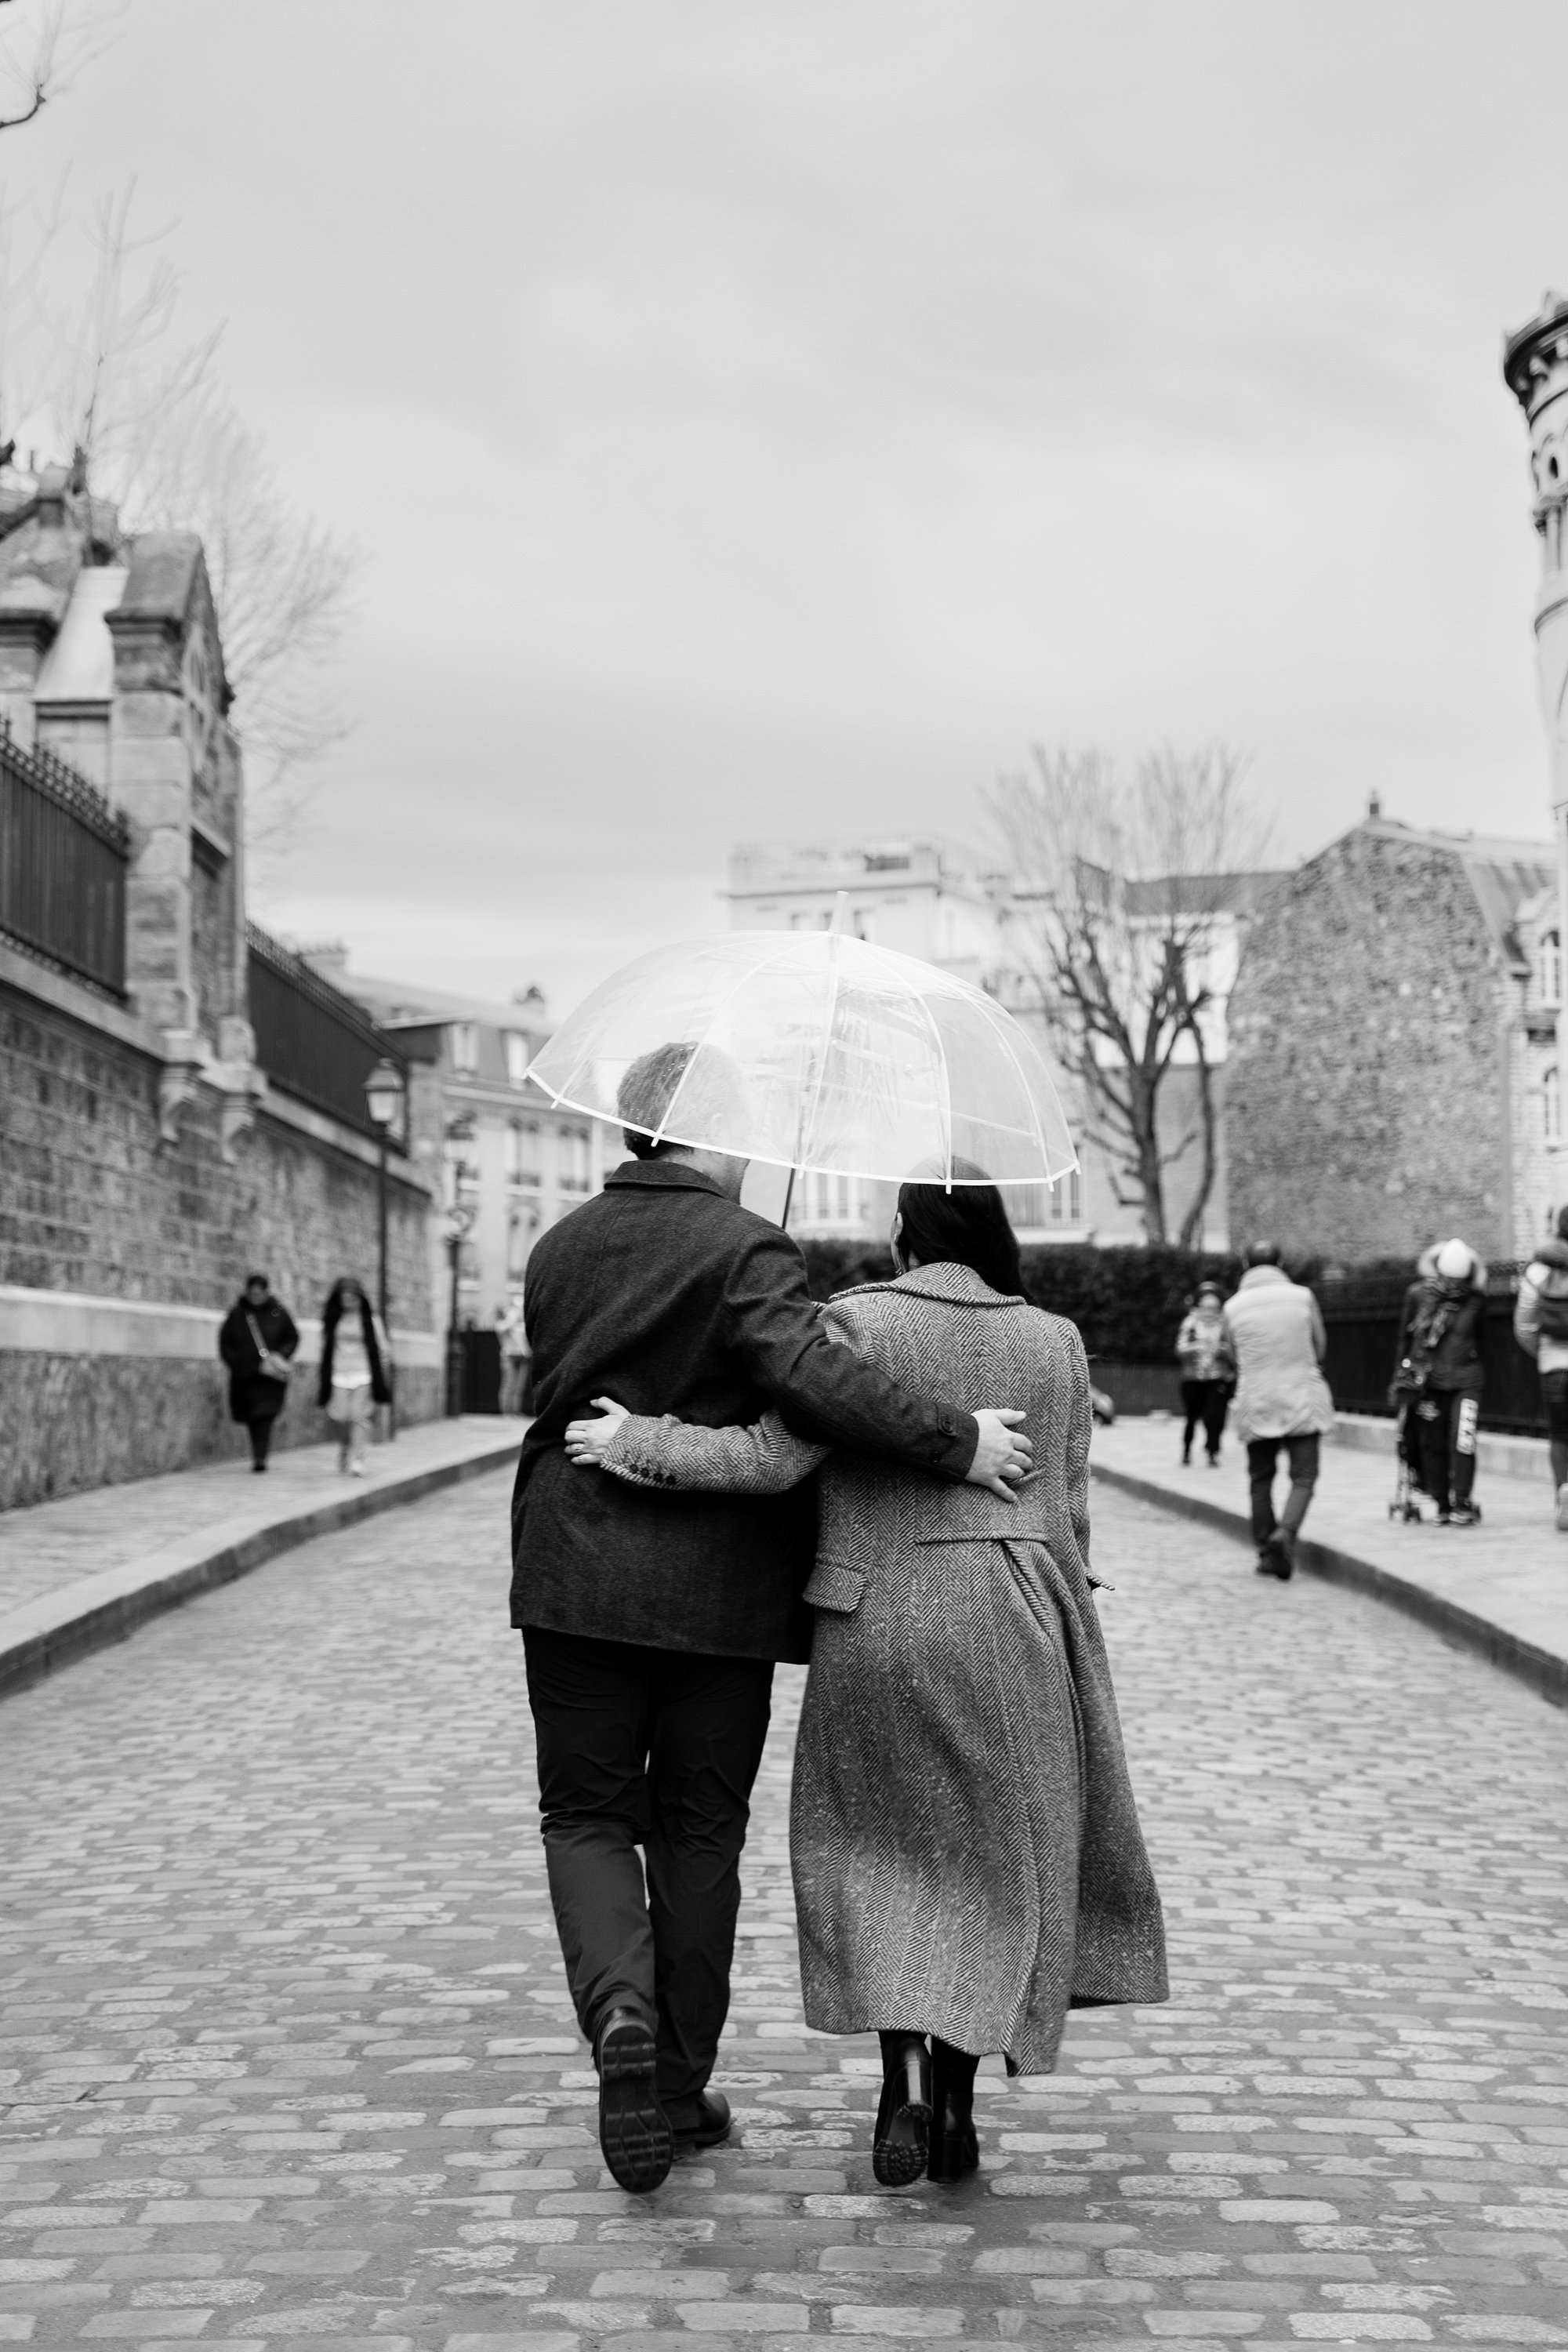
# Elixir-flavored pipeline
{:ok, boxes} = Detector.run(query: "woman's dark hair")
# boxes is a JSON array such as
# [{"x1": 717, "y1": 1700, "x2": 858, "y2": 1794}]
[
  {"x1": 895, "y1": 1165, "x2": 1022, "y2": 1296},
  {"x1": 322, "y1": 1278, "x2": 365, "y2": 1335}
]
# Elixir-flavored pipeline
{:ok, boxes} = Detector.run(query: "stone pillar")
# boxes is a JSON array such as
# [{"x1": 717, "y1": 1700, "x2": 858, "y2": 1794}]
[
  {"x1": 106, "y1": 570, "x2": 198, "y2": 1037},
  {"x1": 1504, "y1": 295, "x2": 1568, "y2": 1218}
]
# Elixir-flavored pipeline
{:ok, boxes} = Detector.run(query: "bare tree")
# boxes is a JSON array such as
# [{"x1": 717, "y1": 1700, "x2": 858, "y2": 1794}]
[
  {"x1": 0, "y1": 180, "x2": 356, "y2": 858},
  {"x1": 0, "y1": 0, "x2": 117, "y2": 137},
  {"x1": 987, "y1": 742, "x2": 1272, "y2": 1248},
  {"x1": 0, "y1": 0, "x2": 61, "y2": 132}
]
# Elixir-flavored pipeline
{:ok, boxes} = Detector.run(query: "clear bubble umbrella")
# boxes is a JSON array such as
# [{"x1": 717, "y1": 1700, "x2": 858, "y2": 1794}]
[{"x1": 524, "y1": 926, "x2": 1076, "y2": 1213}]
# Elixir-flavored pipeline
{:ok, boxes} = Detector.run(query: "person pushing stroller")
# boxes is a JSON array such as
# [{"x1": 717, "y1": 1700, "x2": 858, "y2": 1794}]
[{"x1": 1396, "y1": 1239, "x2": 1486, "y2": 1527}]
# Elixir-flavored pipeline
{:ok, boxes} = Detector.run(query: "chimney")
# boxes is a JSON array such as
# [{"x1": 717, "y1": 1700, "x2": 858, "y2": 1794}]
[{"x1": 1368, "y1": 791, "x2": 1382, "y2": 820}]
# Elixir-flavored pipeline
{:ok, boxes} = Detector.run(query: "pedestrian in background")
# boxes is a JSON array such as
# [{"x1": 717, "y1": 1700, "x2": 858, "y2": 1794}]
[
  {"x1": 1223, "y1": 1243, "x2": 1335, "y2": 1580},
  {"x1": 1514, "y1": 1207, "x2": 1568, "y2": 1532},
  {"x1": 1403, "y1": 1239, "x2": 1486, "y2": 1527},
  {"x1": 498, "y1": 1294, "x2": 532, "y2": 1416},
  {"x1": 1174, "y1": 1280, "x2": 1236, "y2": 1466},
  {"x1": 318, "y1": 1277, "x2": 391, "y2": 1476},
  {"x1": 219, "y1": 1272, "x2": 299, "y2": 1473}
]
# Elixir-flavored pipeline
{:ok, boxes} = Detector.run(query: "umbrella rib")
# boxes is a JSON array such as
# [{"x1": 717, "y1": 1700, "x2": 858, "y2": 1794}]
[
  {"x1": 909, "y1": 982, "x2": 954, "y2": 1189},
  {"x1": 645, "y1": 935, "x2": 817, "y2": 1147},
  {"x1": 980, "y1": 993, "x2": 1073, "y2": 1181}
]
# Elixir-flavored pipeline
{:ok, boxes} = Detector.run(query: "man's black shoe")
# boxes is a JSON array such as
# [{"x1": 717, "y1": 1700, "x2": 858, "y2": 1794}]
[
  {"x1": 1254, "y1": 1533, "x2": 1292, "y2": 1580},
  {"x1": 670, "y1": 2089, "x2": 732, "y2": 2154},
  {"x1": 595, "y1": 2009, "x2": 672, "y2": 2194}
]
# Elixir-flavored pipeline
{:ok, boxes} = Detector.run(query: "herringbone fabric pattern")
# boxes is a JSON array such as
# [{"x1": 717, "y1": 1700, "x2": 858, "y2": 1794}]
[{"x1": 605, "y1": 1261, "x2": 1169, "y2": 2076}]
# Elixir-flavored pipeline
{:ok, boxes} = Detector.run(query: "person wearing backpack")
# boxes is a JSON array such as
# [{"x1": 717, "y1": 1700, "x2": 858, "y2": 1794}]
[
  {"x1": 1405, "y1": 1239, "x2": 1486, "y2": 1527},
  {"x1": 1512, "y1": 1206, "x2": 1568, "y2": 1530}
]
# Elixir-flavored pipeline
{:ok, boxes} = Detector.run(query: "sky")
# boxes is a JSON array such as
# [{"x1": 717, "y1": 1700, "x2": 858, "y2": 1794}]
[{"x1": 5, "y1": 0, "x2": 1568, "y2": 1011}]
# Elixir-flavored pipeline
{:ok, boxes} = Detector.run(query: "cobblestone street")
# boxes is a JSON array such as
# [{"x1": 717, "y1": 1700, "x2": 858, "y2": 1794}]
[{"x1": 2, "y1": 1470, "x2": 1565, "y2": 2350}]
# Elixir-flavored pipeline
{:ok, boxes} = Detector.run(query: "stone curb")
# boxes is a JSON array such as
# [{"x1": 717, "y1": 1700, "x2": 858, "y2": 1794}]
[
  {"x1": 1091, "y1": 1460, "x2": 1567, "y2": 1709},
  {"x1": 0, "y1": 1432, "x2": 523, "y2": 1703}
]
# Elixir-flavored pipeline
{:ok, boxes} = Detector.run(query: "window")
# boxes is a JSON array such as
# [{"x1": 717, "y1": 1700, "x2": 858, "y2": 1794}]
[
  {"x1": 505, "y1": 1120, "x2": 541, "y2": 1187},
  {"x1": 504, "y1": 1030, "x2": 531, "y2": 1087},
  {"x1": 1547, "y1": 1066, "x2": 1561, "y2": 1145},
  {"x1": 1544, "y1": 931, "x2": 1563, "y2": 1010},
  {"x1": 449, "y1": 1022, "x2": 479, "y2": 1075},
  {"x1": 558, "y1": 1127, "x2": 592, "y2": 1193}
]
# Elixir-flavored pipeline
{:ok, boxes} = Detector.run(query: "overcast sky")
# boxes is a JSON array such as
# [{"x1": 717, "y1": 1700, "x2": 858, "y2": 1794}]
[{"x1": 8, "y1": 1, "x2": 1568, "y2": 1009}]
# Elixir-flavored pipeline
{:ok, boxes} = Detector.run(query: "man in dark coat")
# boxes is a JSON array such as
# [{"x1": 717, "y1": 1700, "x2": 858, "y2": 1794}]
[
  {"x1": 218, "y1": 1273, "x2": 299, "y2": 1472},
  {"x1": 510, "y1": 1041, "x2": 1033, "y2": 2194}
]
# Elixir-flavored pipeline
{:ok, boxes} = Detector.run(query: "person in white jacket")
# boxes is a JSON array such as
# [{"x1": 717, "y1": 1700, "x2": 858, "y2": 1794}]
[
  {"x1": 1222, "y1": 1243, "x2": 1336, "y2": 1581},
  {"x1": 1512, "y1": 1206, "x2": 1568, "y2": 1532}
]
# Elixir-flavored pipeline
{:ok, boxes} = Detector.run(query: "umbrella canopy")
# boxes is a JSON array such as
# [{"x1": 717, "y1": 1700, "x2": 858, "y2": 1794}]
[{"x1": 525, "y1": 930, "x2": 1076, "y2": 1189}]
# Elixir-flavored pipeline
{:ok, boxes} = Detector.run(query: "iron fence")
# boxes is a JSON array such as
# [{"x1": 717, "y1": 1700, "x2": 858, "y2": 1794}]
[
  {"x1": 1319, "y1": 1268, "x2": 1547, "y2": 1437},
  {"x1": 247, "y1": 923, "x2": 408, "y2": 1143},
  {"x1": 0, "y1": 717, "x2": 129, "y2": 994}
]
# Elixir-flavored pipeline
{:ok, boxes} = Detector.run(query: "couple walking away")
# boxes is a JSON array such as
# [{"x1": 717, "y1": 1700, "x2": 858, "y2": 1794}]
[{"x1": 509, "y1": 1041, "x2": 1167, "y2": 2197}]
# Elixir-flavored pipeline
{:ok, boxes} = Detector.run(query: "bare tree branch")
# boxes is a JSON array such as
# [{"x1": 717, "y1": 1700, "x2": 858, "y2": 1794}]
[
  {"x1": 0, "y1": 176, "x2": 358, "y2": 869},
  {"x1": 986, "y1": 742, "x2": 1271, "y2": 1245},
  {"x1": 0, "y1": 0, "x2": 118, "y2": 136}
]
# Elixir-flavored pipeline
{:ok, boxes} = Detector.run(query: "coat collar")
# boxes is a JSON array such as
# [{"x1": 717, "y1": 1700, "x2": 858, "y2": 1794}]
[
  {"x1": 839, "y1": 1260, "x2": 1022, "y2": 1311},
  {"x1": 1238, "y1": 1264, "x2": 1289, "y2": 1290},
  {"x1": 603, "y1": 1156, "x2": 731, "y2": 1201}
]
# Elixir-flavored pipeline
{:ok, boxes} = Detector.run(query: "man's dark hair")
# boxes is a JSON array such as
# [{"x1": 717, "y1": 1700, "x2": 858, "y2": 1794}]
[
  {"x1": 245, "y1": 1272, "x2": 270, "y2": 1292},
  {"x1": 1555, "y1": 1205, "x2": 1568, "y2": 1243},
  {"x1": 617, "y1": 1042, "x2": 699, "y2": 1159},
  {"x1": 895, "y1": 1164, "x2": 1022, "y2": 1297},
  {"x1": 1246, "y1": 1240, "x2": 1283, "y2": 1269}
]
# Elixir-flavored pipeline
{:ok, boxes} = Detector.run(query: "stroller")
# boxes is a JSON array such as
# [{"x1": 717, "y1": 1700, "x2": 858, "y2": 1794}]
[{"x1": 1388, "y1": 1401, "x2": 1425, "y2": 1523}]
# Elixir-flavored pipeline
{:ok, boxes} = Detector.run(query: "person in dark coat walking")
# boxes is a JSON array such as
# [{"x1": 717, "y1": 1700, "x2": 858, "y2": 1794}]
[
  {"x1": 218, "y1": 1273, "x2": 299, "y2": 1472},
  {"x1": 510, "y1": 1041, "x2": 1033, "y2": 2196},
  {"x1": 1403, "y1": 1239, "x2": 1486, "y2": 1526}
]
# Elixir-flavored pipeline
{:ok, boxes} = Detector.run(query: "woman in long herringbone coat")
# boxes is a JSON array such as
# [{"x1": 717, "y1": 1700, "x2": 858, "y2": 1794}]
[{"x1": 566, "y1": 1177, "x2": 1167, "y2": 2186}]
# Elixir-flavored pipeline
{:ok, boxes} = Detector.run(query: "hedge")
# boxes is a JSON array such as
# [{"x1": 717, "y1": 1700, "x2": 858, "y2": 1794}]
[{"x1": 797, "y1": 1238, "x2": 1431, "y2": 1367}]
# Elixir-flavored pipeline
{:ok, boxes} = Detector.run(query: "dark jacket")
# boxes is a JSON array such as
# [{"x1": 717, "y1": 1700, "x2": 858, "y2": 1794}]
[
  {"x1": 318, "y1": 1294, "x2": 392, "y2": 1408},
  {"x1": 218, "y1": 1294, "x2": 299, "y2": 1426},
  {"x1": 509, "y1": 1157, "x2": 982, "y2": 1664},
  {"x1": 1398, "y1": 1273, "x2": 1486, "y2": 1398}
]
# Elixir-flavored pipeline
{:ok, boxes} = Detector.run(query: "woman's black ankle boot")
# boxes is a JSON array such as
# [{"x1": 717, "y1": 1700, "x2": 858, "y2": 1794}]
[
  {"x1": 873, "y1": 2032, "x2": 931, "y2": 2187},
  {"x1": 927, "y1": 2039, "x2": 980, "y2": 2184}
]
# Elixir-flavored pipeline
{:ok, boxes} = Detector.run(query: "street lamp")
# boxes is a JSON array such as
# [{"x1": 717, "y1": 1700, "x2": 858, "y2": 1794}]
[
  {"x1": 363, "y1": 1056, "x2": 406, "y2": 1436},
  {"x1": 443, "y1": 1203, "x2": 475, "y2": 1417}
]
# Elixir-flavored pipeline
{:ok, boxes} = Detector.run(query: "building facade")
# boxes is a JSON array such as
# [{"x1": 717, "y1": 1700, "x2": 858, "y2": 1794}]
[
  {"x1": 305, "y1": 959, "x2": 610, "y2": 1327},
  {"x1": 1225, "y1": 811, "x2": 1556, "y2": 1265},
  {"x1": 0, "y1": 461, "x2": 438, "y2": 1508}
]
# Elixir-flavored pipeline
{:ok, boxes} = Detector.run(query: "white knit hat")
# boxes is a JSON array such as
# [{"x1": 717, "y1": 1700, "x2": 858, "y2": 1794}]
[{"x1": 1435, "y1": 1238, "x2": 1473, "y2": 1280}]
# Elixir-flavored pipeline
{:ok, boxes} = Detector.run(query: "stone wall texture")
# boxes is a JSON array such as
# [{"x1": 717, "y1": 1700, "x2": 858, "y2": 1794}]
[
  {"x1": 0, "y1": 1355, "x2": 442, "y2": 1512},
  {"x1": 1, "y1": 974, "x2": 438, "y2": 1509},
  {"x1": 1225, "y1": 830, "x2": 1513, "y2": 1263}
]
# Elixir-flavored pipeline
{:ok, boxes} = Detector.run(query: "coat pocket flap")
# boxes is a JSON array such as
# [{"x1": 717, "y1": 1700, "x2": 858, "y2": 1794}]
[{"x1": 804, "y1": 1559, "x2": 865, "y2": 1613}]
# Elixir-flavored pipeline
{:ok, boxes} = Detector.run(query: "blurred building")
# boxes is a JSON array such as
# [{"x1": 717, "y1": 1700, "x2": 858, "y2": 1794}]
[
  {"x1": 1226, "y1": 808, "x2": 1557, "y2": 1263},
  {"x1": 0, "y1": 459, "x2": 437, "y2": 1506},
  {"x1": 302, "y1": 955, "x2": 607, "y2": 1324}
]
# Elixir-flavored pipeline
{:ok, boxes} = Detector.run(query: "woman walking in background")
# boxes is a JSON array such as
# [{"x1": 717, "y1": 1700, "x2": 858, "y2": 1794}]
[
  {"x1": 564, "y1": 1172, "x2": 1167, "y2": 2188},
  {"x1": 1174, "y1": 1279, "x2": 1236, "y2": 1466},
  {"x1": 219, "y1": 1272, "x2": 299, "y2": 1473},
  {"x1": 318, "y1": 1278, "x2": 391, "y2": 1475}
]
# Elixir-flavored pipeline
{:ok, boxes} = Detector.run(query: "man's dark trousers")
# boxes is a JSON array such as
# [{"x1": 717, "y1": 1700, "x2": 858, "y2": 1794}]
[
  {"x1": 1246, "y1": 1432, "x2": 1319, "y2": 1547},
  {"x1": 523, "y1": 1626, "x2": 773, "y2": 2131}
]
